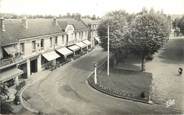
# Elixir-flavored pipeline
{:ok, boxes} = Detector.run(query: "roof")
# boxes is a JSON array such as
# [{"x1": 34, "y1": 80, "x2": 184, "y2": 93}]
[
  {"x1": 0, "y1": 19, "x2": 61, "y2": 46},
  {"x1": 82, "y1": 18, "x2": 100, "y2": 25},
  {"x1": 57, "y1": 18, "x2": 89, "y2": 32},
  {"x1": 0, "y1": 18, "x2": 89, "y2": 47}
]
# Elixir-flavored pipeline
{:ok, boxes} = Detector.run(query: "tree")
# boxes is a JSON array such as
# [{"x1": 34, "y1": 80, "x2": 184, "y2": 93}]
[
  {"x1": 128, "y1": 12, "x2": 171, "y2": 71},
  {"x1": 97, "y1": 10, "x2": 129, "y2": 62},
  {"x1": 177, "y1": 16, "x2": 184, "y2": 35},
  {"x1": 91, "y1": 14, "x2": 97, "y2": 20}
]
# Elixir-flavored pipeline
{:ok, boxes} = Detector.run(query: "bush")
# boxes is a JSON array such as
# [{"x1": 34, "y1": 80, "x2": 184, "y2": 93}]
[{"x1": 145, "y1": 54, "x2": 153, "y2": 61}]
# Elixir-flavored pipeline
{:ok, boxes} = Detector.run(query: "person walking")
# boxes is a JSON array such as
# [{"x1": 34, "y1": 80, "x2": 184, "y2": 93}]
[{"x1": 178, "y1": 67, "x2": 183, "y2": 75}]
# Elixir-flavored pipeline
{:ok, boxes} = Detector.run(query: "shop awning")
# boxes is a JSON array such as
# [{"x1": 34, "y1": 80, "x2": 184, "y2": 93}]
[
  {"x1": 56, "y1": 47, "x2": 73, "y2": 57},
  {"x1": 3, "y1": 46, "x2": 17, "y2": 55},
  {"x1": 0, "y1": 68, "x2": 23, "y2": 83},
  {"x1": 83, "y1": 40, "x2": 91, "y2": 46},
  {"x1": 76, "y1": 42, "x2": 87, "y2": 48},
  {"x1": 68, "y1": 45, "x2": 80, "y2": 52},
  {"x1": 42, "y1": 51, "x2": 60, "y2": 61}
]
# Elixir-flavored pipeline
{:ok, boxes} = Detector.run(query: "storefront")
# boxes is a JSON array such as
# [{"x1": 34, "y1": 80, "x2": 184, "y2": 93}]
[
  {"x1": 82, "y1": 40, "x2": 92, "y2": 50},
  {"x1": 76, "y1": 42, "x2": 87, "y2": 53},
  {"x1": 68, "y1": 45, "x2": 81, "y2": 55},
  {"x1": 0, "y1": 66, "x2": 23, "y2": 87},
  {"x1": 56, "y1": 47, "x2": 73, "y2": 62},
  {"x1": 42, "y1": 51, "x2": 60, "y2": 70}
]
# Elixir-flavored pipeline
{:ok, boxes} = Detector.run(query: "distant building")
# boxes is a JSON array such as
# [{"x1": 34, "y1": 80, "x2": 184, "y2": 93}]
[
  {"x1": 0, "y1": 17, "x2": 92, "y2": 90},
  {"x1": 82, "y1": 18, "x2": 100, "y2": 47}
]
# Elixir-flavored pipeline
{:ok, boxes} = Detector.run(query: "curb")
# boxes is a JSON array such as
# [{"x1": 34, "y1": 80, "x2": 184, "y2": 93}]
[
  {"x1": 86, "y1": 71, "x2": 182, "y2": 113},
  {"x1": 19, "y1": 81, "x2": 39, "y2": 113},
  {"x1": 87, "y1": 75, "x2": 151, "y2": 104},
  {"x1": 19, "y1": 48, "x2": 97, "y2": 114}
]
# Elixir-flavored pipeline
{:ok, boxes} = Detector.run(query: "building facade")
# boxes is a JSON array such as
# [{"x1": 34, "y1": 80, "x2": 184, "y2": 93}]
[
  {"x1": 0, "y1": 17, "x2": 92, "y2": 95},
  {"x1": 82, "y1": 18, "x2": 100, "y2": 47}
]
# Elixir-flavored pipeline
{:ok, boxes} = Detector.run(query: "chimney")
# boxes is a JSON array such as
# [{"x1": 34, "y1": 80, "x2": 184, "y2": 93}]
[
  {"x1": 22, "y1": 17, "x2": 28, "y2": 29},
  {"x1": 53, "y1": 17, "x2": 57, "y2": 25},
  {"x1": 0, "y1": 17, "x2": 5, "y2": 32}
]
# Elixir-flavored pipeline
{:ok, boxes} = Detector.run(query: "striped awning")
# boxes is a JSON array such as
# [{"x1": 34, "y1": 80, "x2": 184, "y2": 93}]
[
  {"x1": 76, "y1": 42, "x2": 87, "y2": 48},
  {"x1": 0, "y1": 67, "x2": 23, "y2": 83},
  {"x1": 42, "y1": 51, "x2": 60, "y2": 61},
  {"x1": 56, "y1": 47, "x2": 73, "y2": 57},
  {"x1": 83, "y1": 40, "x2": 91, "y2": 46},
  {"x1": 68, "y1": 45, "x2": 80, "y2": 52},
  {"x1": 3, "y1": 46, "x2": 17, "y2": 55}
]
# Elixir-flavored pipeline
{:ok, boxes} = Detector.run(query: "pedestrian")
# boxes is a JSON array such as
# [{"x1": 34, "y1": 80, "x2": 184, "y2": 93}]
[{"x1": 178, "y1": 67, "x2": 183, "y2": 75}]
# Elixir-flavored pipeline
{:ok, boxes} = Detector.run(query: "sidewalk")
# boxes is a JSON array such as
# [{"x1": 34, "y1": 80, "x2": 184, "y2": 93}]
[
  {"x1": 26, "y1": 70, "x2": 51, "y2": 86},
  {"x1": 19, "y1": 47, "x2": 99, "y2": 114},
  {"x1": 19, "y1": 70, "x2": 51, "y2": 113}
]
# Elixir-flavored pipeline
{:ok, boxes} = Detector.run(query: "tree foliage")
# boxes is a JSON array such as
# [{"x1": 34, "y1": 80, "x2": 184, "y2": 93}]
[
  {"x1": 97, "y1": 10, "x2": 171, "y2": 71},
  {"x1": 97, "y1": 10, "x2": 129, "y2": 61},
  {"x1": 128, "y1": 12, "x2": 171, "y2": 70},
  {"x1": 177, "y1": 16, "x2": 184, "y2": 35}
]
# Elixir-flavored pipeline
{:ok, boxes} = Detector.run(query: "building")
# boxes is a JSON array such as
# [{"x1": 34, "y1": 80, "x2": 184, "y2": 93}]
[
  {"x1": 82, "y1": 18, "x2": 100, "y2": 47},
  {"x1": 0, "y1": 17, "x2": 92, "y2": 93}
]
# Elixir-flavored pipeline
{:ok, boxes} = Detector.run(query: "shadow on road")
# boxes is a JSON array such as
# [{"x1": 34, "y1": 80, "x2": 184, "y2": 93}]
[{"x1": 158, "y1": 39, "x2": 184, "y2": 64}]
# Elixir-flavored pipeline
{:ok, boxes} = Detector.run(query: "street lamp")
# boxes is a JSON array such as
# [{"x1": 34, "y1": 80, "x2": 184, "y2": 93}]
[{"x1": 107, "y1": 24, "x2": 110, "y2": 76}]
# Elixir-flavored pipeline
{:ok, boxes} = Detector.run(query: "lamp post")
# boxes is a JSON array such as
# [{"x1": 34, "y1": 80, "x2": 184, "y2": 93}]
[{"x1": 107, "y1": 24, "x2": 110, "y2": 76}]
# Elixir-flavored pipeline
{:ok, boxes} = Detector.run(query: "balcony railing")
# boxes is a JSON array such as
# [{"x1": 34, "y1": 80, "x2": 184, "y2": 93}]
[{"x1": 0, "y1": 55, "x2": 23, "y2": 68}]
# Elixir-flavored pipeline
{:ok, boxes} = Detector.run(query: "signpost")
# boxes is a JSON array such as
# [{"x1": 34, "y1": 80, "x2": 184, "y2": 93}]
[{"x1": 94, "y1": 63, "x2": 97, "y2": 84}]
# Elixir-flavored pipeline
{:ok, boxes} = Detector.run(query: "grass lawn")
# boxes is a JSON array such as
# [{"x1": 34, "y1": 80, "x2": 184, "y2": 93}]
[{"x1": 95, "y1": 68, "x2": 152, "y2": 102}]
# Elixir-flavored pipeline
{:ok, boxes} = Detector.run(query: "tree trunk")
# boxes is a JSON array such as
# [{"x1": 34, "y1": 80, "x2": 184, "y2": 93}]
[{"x1": 141, "y1": 54, "x2": 145, "y2": 71}]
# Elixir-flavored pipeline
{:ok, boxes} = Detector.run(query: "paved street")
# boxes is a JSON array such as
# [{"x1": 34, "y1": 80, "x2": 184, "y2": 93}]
[
  {"x1": 146, "y1": 38, "x2": 184, "y2": 111},
  {"x1": 21, "y1": 46, "x2": 180, "y2": 115}
]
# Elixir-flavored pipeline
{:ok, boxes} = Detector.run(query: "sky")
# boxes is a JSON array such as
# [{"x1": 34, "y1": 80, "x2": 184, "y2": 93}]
[{"x1": 0, "y1": 0, "x2": 184, "y2": 16}]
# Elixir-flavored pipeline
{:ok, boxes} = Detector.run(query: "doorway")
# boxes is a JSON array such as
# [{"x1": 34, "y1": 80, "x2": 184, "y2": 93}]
[{"x1": 30, "y1": 59, "x2": 37, "y2": 74}]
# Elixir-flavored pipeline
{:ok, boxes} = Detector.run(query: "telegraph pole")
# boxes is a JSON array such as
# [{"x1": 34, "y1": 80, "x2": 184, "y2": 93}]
[{"x1": 107, "y1": 24, "x2": 110, "y2": 76}]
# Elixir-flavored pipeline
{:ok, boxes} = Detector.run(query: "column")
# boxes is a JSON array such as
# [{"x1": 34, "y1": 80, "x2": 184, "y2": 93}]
[
  {"x1": 52, "y1": 59, "x2": 56, "y2": 66},
  {"x1": 27, "y1": 59, "x2": 31, "y2": 78},
  {"x1": 15, "y1": 76, "x2": 19, "y2": 86},
  {"x1": 37, "y1": 55, "x2": 42, "y2": 72}
]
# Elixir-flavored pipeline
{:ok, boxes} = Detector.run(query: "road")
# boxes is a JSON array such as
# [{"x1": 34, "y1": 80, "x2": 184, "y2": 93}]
[
  {"x1": 146, "y1": 38, "x2": 184, "y2": 111},
  {"x1": 22, "y1": 46, "x2": 180, "y2": 115}
]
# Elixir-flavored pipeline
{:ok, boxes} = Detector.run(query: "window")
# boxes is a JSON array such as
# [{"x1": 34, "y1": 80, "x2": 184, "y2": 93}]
[
  {"x1": 20, "y1": 43, "x2": 24, "y2": 54},
  {"x1": 55, "y1": 36, "x2": 58, "y2": 45},
  {"x1": 32, "y1": 41, "x2": 36, "y2": 52},
  {"x1": 75, "y1": 33, "x2": 77, "y2": 39},
  {"x1": 41, "y1": 39, "x2": 44, "y2": 49},
  {"x1": 81, "y1": 32, "x2": 84, "y2": 39},
  {"x1": 50, "y1": 37, "x2": 52, "y2": 47},
  {"x1": 62, "y1": 35, "x2": 64, "y2": 44}
]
